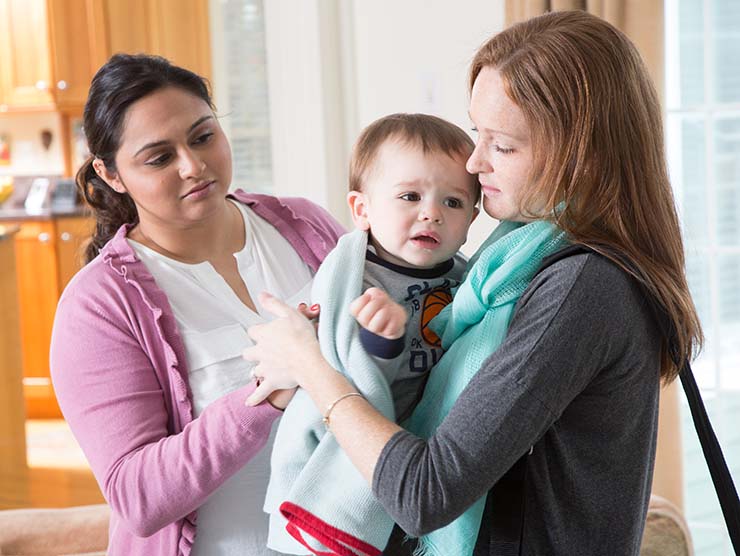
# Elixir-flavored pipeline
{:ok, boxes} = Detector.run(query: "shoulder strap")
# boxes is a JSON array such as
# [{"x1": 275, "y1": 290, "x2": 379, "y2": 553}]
[
  {"x1": 486, "y1": 244, "x2": 740, "y2": 554},
  {"x1": 476, "y1": 453, "x2": 528, "y2": 555},
  {"x1": 679, "y1": 360, "x2": 740, "y2": 552}
]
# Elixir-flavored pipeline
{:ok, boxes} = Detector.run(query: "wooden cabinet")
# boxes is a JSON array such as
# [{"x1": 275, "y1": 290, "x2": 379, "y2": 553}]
[
  {"x1": 0, "y1": 228, "x2": 27, "y2": 478},
  {"x1": 0, "y1": 0, "x2": 55, "y2": 110},
  {"x1": 102, "y1": 0, "x2": 212, "y2": 82},
  {"x1": 14, "y1": 221, "x2": 59, "y2": 378},
  {"x1": 0, "y1": 0, "x2": 211, "y2": 114},
  {"x1": 0, "y1": 0, "x2": 103, "y2": 112},
  {"x1": 6, "y1": 216, "x2": 94, "y2": 418},
  {"x1": 55, "y1": 216, "x2": 93, "y2": 290},
  {"x1": 47, "y1": 0, "x2": 109, "y2": 110}
]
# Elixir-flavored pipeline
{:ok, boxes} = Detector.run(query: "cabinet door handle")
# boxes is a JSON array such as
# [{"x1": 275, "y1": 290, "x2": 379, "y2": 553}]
[
  {"x1": 57, "y1": 80, "x2": 68, "y2": 91},
  {"x1": 38, "y1": 232, "x2": 51, "y2": 243},
  {"x1": 60, "y1": 232, "x2": 72, "y2": 242}
]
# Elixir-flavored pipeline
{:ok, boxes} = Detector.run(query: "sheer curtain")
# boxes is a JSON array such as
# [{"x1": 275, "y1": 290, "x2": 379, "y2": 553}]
[{"x1": 504, "y1": 1, "x2": 664, "y2": 94}]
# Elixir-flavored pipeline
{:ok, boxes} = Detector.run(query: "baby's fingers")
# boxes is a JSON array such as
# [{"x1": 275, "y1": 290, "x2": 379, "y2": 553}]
[
  {"x1": 368, "y1": 307, "x2": 405, "y2": 339},
  {"x1": 353, "y1": 297, "x2": 387, "y2": 329},
  {"x1": 350, "y1": 292, "x2": 372, "y2": 318}
]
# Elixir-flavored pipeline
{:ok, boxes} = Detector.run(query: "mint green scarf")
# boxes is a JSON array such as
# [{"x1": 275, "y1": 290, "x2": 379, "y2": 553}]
[{"x1": 405, "y1": 219, "x2": 569, "y2": 556}]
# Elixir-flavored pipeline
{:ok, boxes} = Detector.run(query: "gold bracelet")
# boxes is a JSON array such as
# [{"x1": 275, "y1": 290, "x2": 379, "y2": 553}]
[{"x1": 322, "y1": 392, "x2": 364, "y2": 428}]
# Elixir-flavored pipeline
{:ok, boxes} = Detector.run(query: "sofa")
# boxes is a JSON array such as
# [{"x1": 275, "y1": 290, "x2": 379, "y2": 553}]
[
  {"x1": 0, "y1": 504, "x2": 109, "y2": 556},
  {"x1": 0, "y1": 495, "x2": 692, "y2": 556}
]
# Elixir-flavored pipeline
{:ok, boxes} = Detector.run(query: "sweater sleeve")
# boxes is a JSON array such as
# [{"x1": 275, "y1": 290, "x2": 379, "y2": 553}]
[
  {"x1": 359, "y1": 328, "x2": 406, "y2": 359},
  {"x1": 371, "y1": 254, "x2": 651, "y2": 537},
  {"x1": 50, "y1": 289, "x2": 281, "y2": 538}
]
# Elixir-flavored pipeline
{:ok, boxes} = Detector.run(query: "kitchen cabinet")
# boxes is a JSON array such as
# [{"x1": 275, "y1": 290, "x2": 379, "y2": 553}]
[
  {"x1": 0, "y1": 0, "x2": 104, "y2": 112},
  {"x1": 5, "y1": 215, "x2": 94, "y2": 418},
  {"x1": 0, "y1": 0, "x2": 211, "y2": 114},
  {"x1": 11, "y1": 219, "x2": 61, "y2": 418},
  {"x1": 1, "y1": 0, "x2": 211, "y2": 176},
  {"x1": 0, "y1": 227, "x2": 27, "y2": 478},
  {"x1": 0, "y1": 0, "x2": 54, "y2": 110},
  {"x1": 56, "y1": 216, "x2": 93, "y2": 290},
  {"x1": 48, "y1": 0, "x2": 109, "y2": 110},
  {"x1": 103, "y1": 0, "x2": 212, "y2": 82}
]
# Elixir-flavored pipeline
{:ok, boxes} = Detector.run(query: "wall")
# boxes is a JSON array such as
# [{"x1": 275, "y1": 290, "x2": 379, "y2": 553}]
[
  {"x1": 347, "y1": 1, "x2": 505, "y2": 255},
  {"x1": 262, "y1": 0, "x2": 349, "y2": 221},
  {"x1": 0, "y1": 113, "x2": 64, "y2": 177},
  {"x1": 263, "y1": 0, "x2": 505, "y2": 253}
]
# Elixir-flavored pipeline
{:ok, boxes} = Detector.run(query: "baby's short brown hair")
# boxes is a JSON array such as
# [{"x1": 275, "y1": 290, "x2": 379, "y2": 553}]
[{"x1": 349, "y1": 113, "x2": 480, "y2": 202}]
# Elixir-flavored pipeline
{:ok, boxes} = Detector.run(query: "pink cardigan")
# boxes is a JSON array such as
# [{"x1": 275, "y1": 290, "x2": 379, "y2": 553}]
[{"x1": 50, "y1": 192, "x2": 345, "y2": 555}]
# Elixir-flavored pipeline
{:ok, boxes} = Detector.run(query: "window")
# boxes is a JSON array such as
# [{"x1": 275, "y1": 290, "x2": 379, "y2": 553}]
[
  {"x1": 666, "y1": 0, "x2": 740, "y2": 553},
  {"x1": 209, "y1": 0, "x2": 273, "y2": 193}
]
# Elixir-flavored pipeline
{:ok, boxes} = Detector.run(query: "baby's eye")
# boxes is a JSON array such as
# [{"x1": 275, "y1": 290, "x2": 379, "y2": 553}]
[
  {"x1": 444, "y1": 198, "x2": 463, "y2": 209},
  {"x1": 192, "y1": 132, "x2": 214, "y2": 145},
  {"x1": 400, "y1": 192, "x2": 420, "y2": 201},
  {"x1": 145, "y1": 152, "x2": 172, "y2": 166}
]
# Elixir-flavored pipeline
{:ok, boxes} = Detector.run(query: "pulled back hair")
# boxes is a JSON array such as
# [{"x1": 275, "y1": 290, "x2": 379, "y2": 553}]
[
  {"x1": 349, "y1": 113, "x2": 480, "y2": 202},
  {"x1": 470, "y1": 10, "x2": 702, "y2": 381},
  {"x1": 77, "y1": 53, "x2": 215, "y2": 263}
]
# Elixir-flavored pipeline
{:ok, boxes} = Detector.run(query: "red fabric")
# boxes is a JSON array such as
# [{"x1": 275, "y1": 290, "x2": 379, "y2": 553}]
[{"x1": 280, "y1": 502, "x2": 383, "y2": 556}]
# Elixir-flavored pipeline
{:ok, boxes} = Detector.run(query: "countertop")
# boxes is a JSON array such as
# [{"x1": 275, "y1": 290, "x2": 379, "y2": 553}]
[
  {"x1": 0, "y1": 175, "x2": 90, "y2": 222},
  {"x1": 0, "y1": 206, "x2": 90, "y2": 222}
]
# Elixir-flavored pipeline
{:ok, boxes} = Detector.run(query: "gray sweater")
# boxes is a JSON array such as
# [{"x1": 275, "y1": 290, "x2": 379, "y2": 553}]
[{"x1": 373, "y1": 252, "x2": 662, "y2": 555}]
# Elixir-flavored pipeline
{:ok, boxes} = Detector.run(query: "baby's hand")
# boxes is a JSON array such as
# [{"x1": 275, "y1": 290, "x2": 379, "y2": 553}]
[{"x1": 350, "y1": 287, "x2": 407, "y2": 340}]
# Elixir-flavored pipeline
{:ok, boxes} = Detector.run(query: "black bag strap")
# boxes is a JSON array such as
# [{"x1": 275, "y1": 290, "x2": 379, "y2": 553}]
[
  {"x1": 679, "y1": 360, "x2": 740, "y2": 552},
  {"x1": 475, "y1": 453, "x2": 528, "y2": 555},
  {"x1": 485, "y1": 244, "x2": 740, "y2": 554}
]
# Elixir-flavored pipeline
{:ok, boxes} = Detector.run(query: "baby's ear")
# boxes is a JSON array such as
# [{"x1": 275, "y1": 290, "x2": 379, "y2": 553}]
[{"x1": 347, "y1": 191, "x2": 371, "y2": 231}]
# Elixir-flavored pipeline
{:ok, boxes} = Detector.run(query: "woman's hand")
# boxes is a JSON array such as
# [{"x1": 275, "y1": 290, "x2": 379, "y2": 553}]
[
  {"x1": 245, "y1": 294, "x2": 401, "y2": 485},
  {"x1": 243, "y1": 292, "x2": 325, "y2": 405},
  {"x1": 350, "y1": 287, "x2": 408, "y2": 339}
]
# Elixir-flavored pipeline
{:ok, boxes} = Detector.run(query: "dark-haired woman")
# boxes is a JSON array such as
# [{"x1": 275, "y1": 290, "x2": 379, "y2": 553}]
[{"x1": 49, "y1": 54, "x2": 344, "y2": 555}]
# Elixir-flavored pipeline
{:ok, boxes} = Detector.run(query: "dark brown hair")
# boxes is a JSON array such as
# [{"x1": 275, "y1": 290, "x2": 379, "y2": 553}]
[
  {"x1": 470, "y1": 10, "x2": 702, "y2": 380},
  {"x1": 77, "y1": 53, "x2": 214, "y2": 263},
  {"x1": 349, "y1": 113, "x2": 479, "y2": 202}
]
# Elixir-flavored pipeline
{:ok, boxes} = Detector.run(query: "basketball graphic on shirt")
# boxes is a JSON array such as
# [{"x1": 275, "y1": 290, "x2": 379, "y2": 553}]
[{"x1": 420, "y1": 288, "x2": 453, "y2": 347}]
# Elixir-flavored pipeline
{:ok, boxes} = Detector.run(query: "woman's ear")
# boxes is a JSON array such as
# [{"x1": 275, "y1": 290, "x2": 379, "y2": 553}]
[
  {"x1": 347, "y1": 191, "x2": 371, "y2": 231},
  {"x1": 92, "y1": 158, "x2": 126, "y2": 194}
]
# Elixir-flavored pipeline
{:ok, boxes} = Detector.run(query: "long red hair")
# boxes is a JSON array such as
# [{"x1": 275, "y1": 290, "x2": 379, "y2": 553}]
[{"x1": 470, "y1": 11, "x2": 702, "y2": 381}]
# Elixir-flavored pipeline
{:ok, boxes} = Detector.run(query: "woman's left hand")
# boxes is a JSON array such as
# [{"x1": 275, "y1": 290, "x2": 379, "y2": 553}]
[{"x1": 243, "y1": 292, "x2": 325, "y2": 405}]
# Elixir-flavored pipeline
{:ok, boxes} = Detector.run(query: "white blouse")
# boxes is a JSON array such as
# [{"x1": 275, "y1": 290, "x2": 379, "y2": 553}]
[{"x1": 128, "y1": 200, "x2": 314, "y2": 556}]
